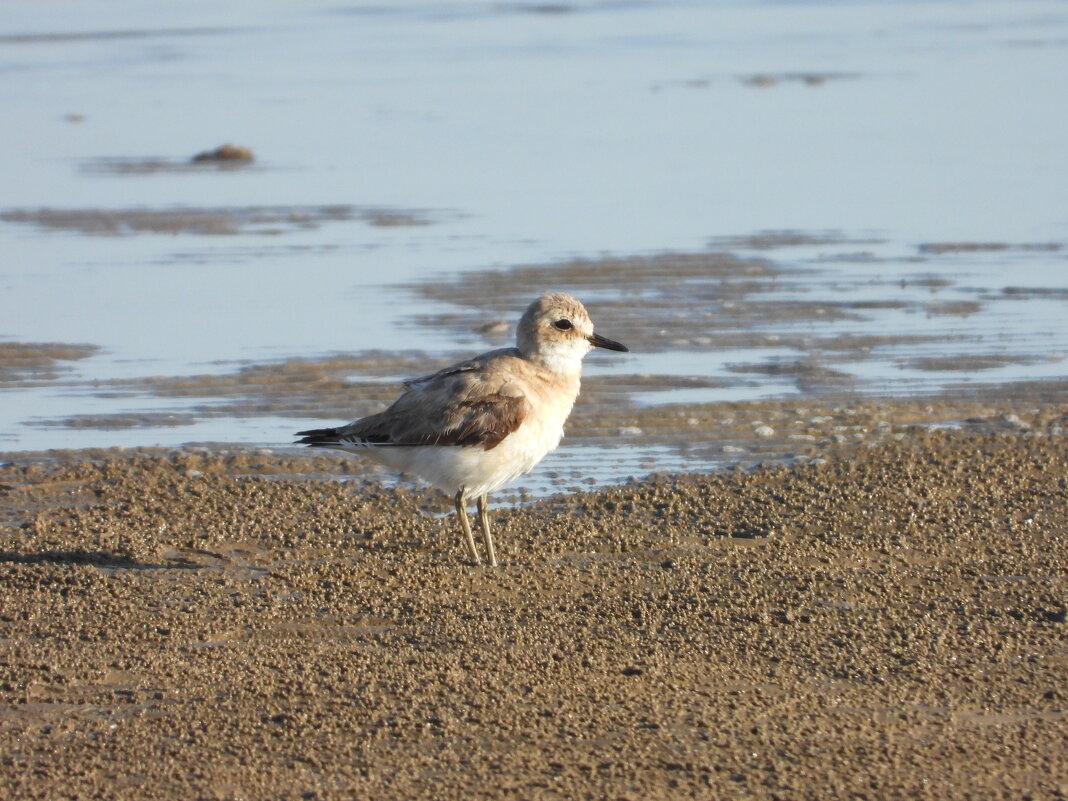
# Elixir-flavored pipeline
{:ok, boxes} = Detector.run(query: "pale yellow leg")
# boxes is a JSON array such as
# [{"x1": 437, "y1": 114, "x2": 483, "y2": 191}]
[
  {"x1": 454, "y1": 488, "x2": 481, "y2": 565},
  {"x1": 476, "y1": 494, "x2": 498, "y2": 568}
]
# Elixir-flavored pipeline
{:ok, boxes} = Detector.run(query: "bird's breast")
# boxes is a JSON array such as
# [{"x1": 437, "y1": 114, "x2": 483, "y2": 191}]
[{"x1": 514, "y1": 373, "x2": 580, "y2": 452}]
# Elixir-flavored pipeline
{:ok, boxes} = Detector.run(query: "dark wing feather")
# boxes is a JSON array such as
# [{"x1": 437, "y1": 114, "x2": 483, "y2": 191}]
[
  {"x1": 311, "y1": 352, "x2": 529, "y2": 451},
  {"x1": 422, "y1": 393, "x2": 526, "y2": 449}
]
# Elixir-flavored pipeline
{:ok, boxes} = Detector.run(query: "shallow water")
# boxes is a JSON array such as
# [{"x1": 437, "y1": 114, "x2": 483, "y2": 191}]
[{"x1": 2, "y1": 0, "x2": 1067, "y2": 490}]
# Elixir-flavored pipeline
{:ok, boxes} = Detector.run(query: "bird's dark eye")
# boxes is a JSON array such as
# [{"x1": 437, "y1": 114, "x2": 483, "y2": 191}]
[{"x1": 553, "y1": 319, "x2": 573, "y2": 331}]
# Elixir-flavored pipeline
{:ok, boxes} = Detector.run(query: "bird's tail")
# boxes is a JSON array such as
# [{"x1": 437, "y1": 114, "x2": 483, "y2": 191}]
[{"x1": 295, "y1": 426, "x2": 343, "y2": 447}]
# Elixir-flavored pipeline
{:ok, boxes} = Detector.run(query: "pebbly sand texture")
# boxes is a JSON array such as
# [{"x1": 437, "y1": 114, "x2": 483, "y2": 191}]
[{"x1": 1, "y1": 422, "x2": 1066, "y2": 800}]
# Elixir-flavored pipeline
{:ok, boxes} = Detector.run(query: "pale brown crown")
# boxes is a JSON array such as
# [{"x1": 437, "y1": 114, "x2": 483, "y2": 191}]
[{"x1": 517, "y1": 292, "x2": 591, "y2": 348}]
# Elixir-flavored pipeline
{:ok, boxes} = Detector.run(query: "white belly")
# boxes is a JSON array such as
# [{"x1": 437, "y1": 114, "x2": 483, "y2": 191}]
[{"x1": 357, "y1": 383, "x2": 575, "y2": 497}]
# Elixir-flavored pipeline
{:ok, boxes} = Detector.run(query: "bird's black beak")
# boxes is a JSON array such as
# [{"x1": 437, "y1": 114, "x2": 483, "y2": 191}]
[{"x1": 588, "y1": 332, "x2": 629, "y2": 353}]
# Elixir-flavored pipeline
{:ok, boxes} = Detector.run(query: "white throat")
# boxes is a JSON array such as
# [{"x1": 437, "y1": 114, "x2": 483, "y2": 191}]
[{"x1": 531, "y1": 338, "x2": 590, "y2": 375}]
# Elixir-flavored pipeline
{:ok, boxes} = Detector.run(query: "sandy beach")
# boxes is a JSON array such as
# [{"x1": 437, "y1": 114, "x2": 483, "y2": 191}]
[{"x1": 2, "y1": 408, "x2": 1065, "y2": 800}]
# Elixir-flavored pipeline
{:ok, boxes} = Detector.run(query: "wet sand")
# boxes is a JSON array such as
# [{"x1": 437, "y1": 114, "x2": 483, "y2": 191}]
[
  {"x1": 6, "y1": 240, "x2": 1066, "y2": 454},
  {"x1": 0, "y1": 342, "x2": 99, "y2": 386},
  {"x1": 1, "y1": 412, "x2": 1065, "y2": 800},
  {"x1": 0, "y1": 205, "x2": 437, "y2": 236}
]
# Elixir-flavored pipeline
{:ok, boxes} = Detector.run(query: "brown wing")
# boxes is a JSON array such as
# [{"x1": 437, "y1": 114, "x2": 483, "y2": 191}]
[
  {"x1": 401, "y1": 348, "x2": 518, "y2": 390},
  {"x1": 420, "y1": 392, "x2": 526, "y2": 449},
  {"x1": 332, "y1": 355, "x2": 529, "y2": 451}
]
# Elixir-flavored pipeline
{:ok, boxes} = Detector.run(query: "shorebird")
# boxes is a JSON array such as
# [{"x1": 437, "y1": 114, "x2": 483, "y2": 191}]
[{"x1": 296, "y1": 292, "x2": 628, "y2": 566}]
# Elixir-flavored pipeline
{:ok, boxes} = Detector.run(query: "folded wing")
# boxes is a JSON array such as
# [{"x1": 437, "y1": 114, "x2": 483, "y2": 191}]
[{"x1": 297, "y1": 353, "x2": 529, "y2": 451}]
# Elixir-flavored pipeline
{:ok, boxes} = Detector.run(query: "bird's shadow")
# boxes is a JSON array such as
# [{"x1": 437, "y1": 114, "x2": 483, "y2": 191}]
[{"x1": 0, "y1": 549, "x2": 200, "y2": 571}]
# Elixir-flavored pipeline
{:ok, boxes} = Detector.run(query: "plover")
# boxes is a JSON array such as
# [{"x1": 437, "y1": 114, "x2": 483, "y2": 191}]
[{"x1": 296, "y1": 292, "x2": 627, "y2": 566}]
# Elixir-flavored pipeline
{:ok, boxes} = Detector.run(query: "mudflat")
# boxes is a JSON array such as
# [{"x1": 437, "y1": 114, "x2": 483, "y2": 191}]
[{"x1": 1, "y1": 421, "x2": 1065, "y2": 800}]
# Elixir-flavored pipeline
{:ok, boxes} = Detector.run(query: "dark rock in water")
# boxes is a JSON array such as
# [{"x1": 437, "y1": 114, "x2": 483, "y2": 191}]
[{"x1": 192, "y1": 143, "x2": 254, "y2": 163}]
